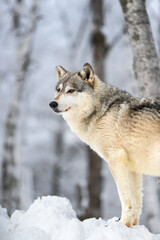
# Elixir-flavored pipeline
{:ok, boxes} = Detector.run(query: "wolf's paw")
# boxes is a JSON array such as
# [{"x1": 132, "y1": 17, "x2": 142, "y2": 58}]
[
  {"x1": 133, "y1": 217, "x2": 139, "y2": 226},
  {"x1": 121, "y1": 218, "x2": 133, "y2": 228}
]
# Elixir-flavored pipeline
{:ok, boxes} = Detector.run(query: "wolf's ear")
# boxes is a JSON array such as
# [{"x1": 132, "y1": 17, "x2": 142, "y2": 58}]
[
  {"x1": 79, "y1": 63, "x2": 94, "y2": 86},
  {"x1": 56, "y1": 66, "x2": 67, "y2": 80}
]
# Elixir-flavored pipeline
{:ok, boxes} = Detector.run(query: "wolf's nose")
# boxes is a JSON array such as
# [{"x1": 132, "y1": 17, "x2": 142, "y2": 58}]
[{"x1": 49, "y1": 101, "x2": 58, "y2": 109}]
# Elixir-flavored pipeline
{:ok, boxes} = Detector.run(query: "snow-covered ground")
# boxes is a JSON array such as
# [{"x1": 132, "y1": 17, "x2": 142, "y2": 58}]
[{"x1": 0, "y1": 196, "x2": 159, "y2": 240}]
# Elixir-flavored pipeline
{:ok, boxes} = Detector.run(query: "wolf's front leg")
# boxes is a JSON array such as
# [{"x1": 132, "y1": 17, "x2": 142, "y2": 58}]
[
  {"x1": 130, "y1": 172, "x2": 142, "y2": 225},
  {"x1": 108, "y1": 150, "x2": 134, "y2": 227}
]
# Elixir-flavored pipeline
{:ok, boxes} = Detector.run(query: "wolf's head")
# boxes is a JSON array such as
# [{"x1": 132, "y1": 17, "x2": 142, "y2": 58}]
[{"x1": 49, "y1": 63, "x2": 97, "y2": 117}]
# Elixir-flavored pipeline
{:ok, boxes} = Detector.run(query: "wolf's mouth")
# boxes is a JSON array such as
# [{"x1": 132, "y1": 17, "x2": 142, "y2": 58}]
[
  {"x1": 65, "y1": 107, "x2": 71, "y2": 112},
  {"x1": 53, "y1": 107, "x2": 71, "y2": 114}
]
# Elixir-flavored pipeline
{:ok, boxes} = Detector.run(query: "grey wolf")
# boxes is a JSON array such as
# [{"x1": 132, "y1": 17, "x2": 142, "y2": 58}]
[{"x1": 49, "y1": 63, "x2": 160, "y2": 227}]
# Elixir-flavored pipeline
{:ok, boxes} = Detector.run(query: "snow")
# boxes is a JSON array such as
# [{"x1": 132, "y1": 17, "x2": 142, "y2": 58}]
[{"x1": 0, "y1": 196, "x2": 159, "y2": 240}]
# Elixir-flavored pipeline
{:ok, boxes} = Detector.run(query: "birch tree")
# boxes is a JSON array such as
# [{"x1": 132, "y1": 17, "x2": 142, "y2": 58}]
[
  {"x1": 119, "y1": 0, "x2": 160, "y2": 99},
  {"x1": 1, "y1": 0, "x2": 38, "y2": 214},
  {"x1": 119, "y1": 0, "x2": 160, "y2": 233}
]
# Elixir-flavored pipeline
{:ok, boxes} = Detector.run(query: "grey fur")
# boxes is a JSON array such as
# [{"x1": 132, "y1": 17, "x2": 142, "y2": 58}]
[{"x1": 56, "y1": 72, "x2": 93, "y2": 93}]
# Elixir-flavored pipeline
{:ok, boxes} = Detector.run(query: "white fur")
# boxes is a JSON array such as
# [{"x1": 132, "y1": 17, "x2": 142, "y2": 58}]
[{"x1": 55, "y1": 93, "x2": 79, "y2": 113}]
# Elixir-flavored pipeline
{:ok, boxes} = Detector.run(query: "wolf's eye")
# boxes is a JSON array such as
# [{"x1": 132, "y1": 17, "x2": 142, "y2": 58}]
[
  {"x1": 67, "y1": 89, "x2": 75, "y2": 93},
  {"x1": 57, "y1": 88, "x2": 60, "y2": 92}
]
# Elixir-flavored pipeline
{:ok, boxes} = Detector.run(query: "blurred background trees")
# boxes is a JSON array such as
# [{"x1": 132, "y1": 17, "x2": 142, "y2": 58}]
[
  {"x1": 1, "y1": 0, "x2": 38, "y2": 215},
  {"x1": 0, "y1": 0, "x2": 160, "y2": 233}
]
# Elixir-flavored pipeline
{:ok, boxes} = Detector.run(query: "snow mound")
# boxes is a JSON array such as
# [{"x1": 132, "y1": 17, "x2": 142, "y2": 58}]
[{"x1": 0, "y1": 196, "x2": 159, "y2": 240}]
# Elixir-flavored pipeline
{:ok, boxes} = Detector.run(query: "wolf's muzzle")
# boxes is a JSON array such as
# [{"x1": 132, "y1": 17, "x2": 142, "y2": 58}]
[{"x1": 49, "y1": 101, "x2": 58, "y2": 109}]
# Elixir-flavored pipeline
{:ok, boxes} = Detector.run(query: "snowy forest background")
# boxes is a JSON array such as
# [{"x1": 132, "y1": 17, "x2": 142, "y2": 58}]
[{"x1": 0, "y1": 0, "x2": 160, "y2": 234}]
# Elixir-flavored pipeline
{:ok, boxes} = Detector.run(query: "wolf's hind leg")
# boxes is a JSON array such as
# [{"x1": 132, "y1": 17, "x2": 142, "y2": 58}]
[
  {"x1": 130, "y1": 172, "x2": 142, "y2": 225},
  {"x1": 109, "y1": 150, "x2": 134, "y2": 227}
]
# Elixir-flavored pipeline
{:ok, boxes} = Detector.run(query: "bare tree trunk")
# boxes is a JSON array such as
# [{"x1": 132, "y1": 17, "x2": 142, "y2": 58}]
[
  {"x1": 119, "y1": 0, "x2": 160, "y2": 233},
  {"x1": 1, "y1": 0, "x2": 38, "y2": 214},
  {"x1": 119, "y1": 0, "x2": 160, "y2": 99},
  {"x1": 85, "y1": 0, "x2": 124, "y2": 219},
  {"x1": 85, "y1": 0, "x2": 106, "y2": 219},
  {"x1": 51, "y1": 130, "x2": 63, "y2": 196}
]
